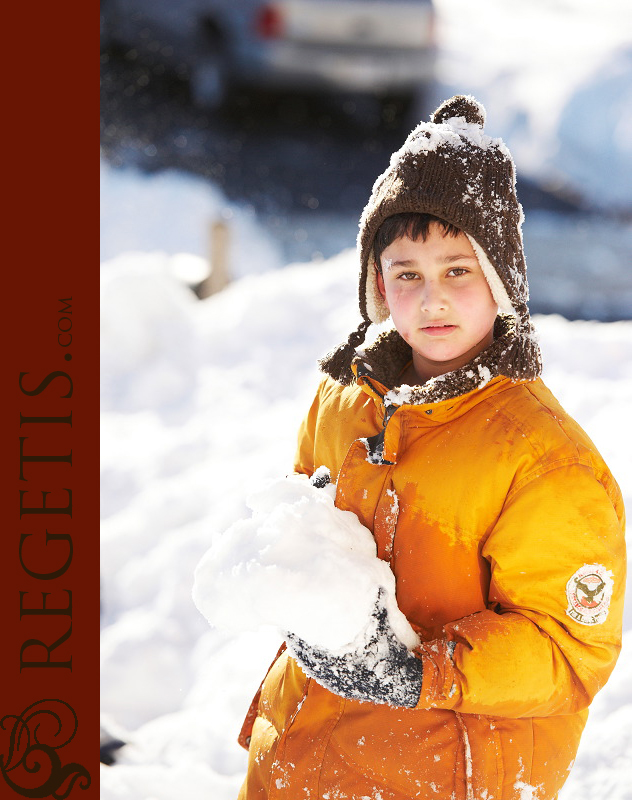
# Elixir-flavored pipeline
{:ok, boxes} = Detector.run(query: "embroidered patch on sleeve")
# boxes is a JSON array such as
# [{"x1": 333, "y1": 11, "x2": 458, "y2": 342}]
[{"x1": 565, "y1": 564, "x2": 614, "y2": 626}]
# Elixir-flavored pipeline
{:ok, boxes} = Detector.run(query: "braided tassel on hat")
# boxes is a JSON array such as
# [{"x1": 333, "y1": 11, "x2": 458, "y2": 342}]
[{"x1": 318, "y1": 319, "x2": 371, "y2": 386}]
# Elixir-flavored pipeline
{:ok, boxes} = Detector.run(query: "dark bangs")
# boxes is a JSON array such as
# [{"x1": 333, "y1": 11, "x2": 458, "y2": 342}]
[{"x1": 373, "y1": 213, "x2": 462, "y2": 270}]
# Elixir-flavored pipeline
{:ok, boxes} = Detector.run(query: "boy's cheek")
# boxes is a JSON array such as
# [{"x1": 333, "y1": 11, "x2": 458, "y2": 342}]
[{"x1": 388, "y1": 286, "x2": 412, "y2": 309}]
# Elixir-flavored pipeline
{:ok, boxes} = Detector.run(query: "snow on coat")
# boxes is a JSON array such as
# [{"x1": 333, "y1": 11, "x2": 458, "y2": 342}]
[{"x1": 237, "y1": 336, "x2": 625, "y2": 800}]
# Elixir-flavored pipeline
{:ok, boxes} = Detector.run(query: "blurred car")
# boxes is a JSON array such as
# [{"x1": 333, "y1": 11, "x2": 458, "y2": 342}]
[{"x1": 100, "y1": 0, "x2": 436, "y2": 115}]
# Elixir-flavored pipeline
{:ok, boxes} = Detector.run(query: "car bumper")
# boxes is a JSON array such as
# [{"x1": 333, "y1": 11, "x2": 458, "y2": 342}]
[{"x1": 233, "y1": 41, "x2": 436, "y2": 94}]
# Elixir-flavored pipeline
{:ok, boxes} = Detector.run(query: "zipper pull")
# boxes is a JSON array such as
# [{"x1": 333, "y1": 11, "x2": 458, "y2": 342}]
[{"x1": 383, "y1": 403, "x2": 398, "y2": 428}]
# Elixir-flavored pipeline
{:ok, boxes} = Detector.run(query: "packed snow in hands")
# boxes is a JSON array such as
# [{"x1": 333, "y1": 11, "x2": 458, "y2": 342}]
[{"x1": 192, "y1": 472, "x2": 418, "y2": 653}]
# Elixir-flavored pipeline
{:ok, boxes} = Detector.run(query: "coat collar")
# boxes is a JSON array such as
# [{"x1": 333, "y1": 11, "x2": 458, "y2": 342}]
[{"x1": 351, "y1": 315, "x2": 535, "y2": 409}]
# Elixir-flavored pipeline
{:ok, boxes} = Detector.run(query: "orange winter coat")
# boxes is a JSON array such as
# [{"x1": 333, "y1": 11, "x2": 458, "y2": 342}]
[{"x1": 238, "y1": 366, "x2": 625, "y2": 800}]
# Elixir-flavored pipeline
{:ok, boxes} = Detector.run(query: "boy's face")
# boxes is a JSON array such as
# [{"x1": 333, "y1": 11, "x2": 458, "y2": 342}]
[{"x1": 376, "y1": 224, "x2": 498, "y2": 383}]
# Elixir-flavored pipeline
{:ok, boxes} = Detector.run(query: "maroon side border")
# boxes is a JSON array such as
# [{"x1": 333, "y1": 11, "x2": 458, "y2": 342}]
[{"x1": 0, "y1": 2, "x2": 98, "y2": 797}]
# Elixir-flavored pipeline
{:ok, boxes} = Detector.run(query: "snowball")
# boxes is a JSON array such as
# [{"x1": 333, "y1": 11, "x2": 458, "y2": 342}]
[{"x1": 192, "y1": 473, "x2": 418, "y2": 653}]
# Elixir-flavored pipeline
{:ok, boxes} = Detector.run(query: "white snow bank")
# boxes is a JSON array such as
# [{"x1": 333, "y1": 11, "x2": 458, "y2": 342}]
[
  {"x1": 99, "y1": 159, "x2": 283, "y2": 274},
  {"x1": 560, "y1": 630, "x2": 632, "y2": 800},
  {"x1": 433, "y1": 0, "x2": 632, "y2": 211},
  {"x1": 101, "y1": 252, "x2": 202, "y2": 413},
  {"x1": 99, "y1": 762, "x2": 241, "y2": 800},
  {"x1": 193, "y1": 473, "x2": 418, "y2": 652}
]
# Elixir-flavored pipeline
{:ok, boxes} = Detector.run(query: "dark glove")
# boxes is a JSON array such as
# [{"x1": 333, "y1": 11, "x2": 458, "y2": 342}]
[{"x1": 285, "y1": 589, "x2": 423, "y2": 708}]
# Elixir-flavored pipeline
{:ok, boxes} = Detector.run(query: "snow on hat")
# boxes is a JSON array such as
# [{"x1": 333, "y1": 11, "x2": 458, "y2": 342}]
[{"x1": 319, "y1": 94, "x2": 541, "y2": 387}]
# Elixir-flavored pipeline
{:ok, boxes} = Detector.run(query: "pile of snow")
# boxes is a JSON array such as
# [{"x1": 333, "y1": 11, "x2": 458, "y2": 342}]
[
  {"x1": 433, "y1": 0, "x2": 632, "y2": 212},
  {"x1": 100, "y1": 248, "x2": 631, "y2": 800},
  {"x1": 193, "y1": 473, "x2": 418, "y2": 652},
  {"x1": 99, "y1": 159, "x2": 283, "y2": 275}
]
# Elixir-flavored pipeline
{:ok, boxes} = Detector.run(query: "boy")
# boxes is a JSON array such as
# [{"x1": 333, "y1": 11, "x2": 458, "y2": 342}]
[{"x1": 237, "y1": 95, "x2": 625, "y2": 800}]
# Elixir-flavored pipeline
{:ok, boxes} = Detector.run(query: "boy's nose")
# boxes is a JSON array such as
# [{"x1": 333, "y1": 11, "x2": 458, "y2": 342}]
[{"x1": 420, "y1": 282, "x2": 447, "y2": 313}]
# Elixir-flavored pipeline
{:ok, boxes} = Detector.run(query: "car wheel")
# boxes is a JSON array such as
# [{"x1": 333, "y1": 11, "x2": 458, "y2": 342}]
[{"x1": 190, "y1": 41, "x2": 228, "y2": 111}]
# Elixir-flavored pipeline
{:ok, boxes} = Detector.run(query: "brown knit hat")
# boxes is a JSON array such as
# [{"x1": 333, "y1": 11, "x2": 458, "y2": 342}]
[{"x1": 320, "y1": 94, "x2": 541, "y2": 387}]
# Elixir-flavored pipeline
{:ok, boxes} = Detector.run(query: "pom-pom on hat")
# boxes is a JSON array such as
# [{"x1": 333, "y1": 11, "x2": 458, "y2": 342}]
[{"x1": 319, "y1": 94, "x2": 541, "y2": 388}]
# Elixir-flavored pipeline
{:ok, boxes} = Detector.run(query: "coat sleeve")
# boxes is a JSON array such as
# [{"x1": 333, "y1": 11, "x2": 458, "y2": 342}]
[
  {"x1": 416, "y1": 460, "x2": 626, "y2": 718},
  {"x1": 293, "y1": 380, "x2": 325, "y2": 477}
]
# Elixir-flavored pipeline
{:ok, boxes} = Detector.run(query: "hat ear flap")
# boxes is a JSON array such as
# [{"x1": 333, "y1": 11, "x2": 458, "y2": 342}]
[
  {"x1": 496, "y1": 315, "x2": 542, "y2": 380},
  {"x1": 465, "y1": 235, "x2": 516, "y2": 316},
  {"x1": 365, "y1": 257, "x2": 391, "y2": 324}
]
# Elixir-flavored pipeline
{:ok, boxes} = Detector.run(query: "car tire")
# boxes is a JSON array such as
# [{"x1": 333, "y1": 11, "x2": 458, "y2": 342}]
[{"x1": 190, "y1": 37, "x2": 228, "y2": 111}]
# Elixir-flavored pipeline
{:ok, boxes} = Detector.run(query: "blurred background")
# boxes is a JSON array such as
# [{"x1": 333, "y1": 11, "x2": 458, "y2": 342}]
[
  {"x1": 101, "y1": 0, "x2": 632, "y2": 319},
  {"x1": 100, "y1": 2, "x2": 632, "y2": 797}
]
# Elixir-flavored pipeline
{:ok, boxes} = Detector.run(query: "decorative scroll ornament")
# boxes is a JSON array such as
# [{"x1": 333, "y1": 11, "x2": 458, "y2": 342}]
[{"x1": 0, "y1": 699, "x2": 91, "y2": 798}]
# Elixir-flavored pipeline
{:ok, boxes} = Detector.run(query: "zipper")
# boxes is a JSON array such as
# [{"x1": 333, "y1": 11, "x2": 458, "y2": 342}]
[{"x1": 360, "y1": 374, "x2": 399, "y2": 465}]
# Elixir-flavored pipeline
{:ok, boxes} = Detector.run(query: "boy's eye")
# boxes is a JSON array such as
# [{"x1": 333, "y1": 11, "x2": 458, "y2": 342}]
[
  {"x1": 397, "y1": 271, "x2": 418, "y2": 280},
  {"x1": 448, "y1": 267, "x2": 469, "y2": 277}
]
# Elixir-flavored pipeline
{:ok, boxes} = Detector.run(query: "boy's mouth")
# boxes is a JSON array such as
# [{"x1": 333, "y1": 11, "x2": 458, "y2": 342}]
[{"x1": 421, "y1": 324, "x2": 457, "y2": 336}]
